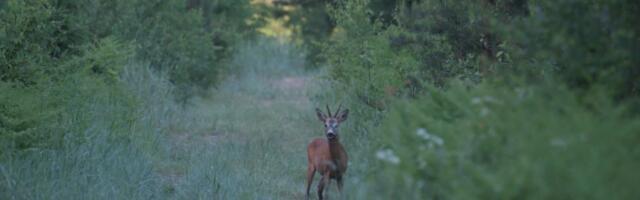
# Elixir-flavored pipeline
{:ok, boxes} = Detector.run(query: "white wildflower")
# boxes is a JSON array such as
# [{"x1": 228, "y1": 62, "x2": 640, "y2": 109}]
[
  {"x1": 416, "y1": 128, "x2": 444, "y2": 146},
  {"x1": 471, "y1": 96, "x2": 501, "y2": 105},
  {"x1": 550, "y1": 138, "x2": 567, "y2": 147},
  {"x1": 416, "y1": 128, "x2": 429, "y2": 139},
  {"x1": 418, "y1": 157, "x2": 428, "y2": 169},
  {"x1": 515, "y1": 87, "x2": 527, "y2": 100},
  {"x1": 471, "y1": 97, "x2": 484, "y2": 105},
  {"x1": 432, "y1": 136, "x2": 444, "y2": 146},
  {"x1": 480, "y1": 107, "x2": 490, "y2": 117},
  {"x1": 376, "y1": 149, "x2": 400, "y2": 165},
  {"x1": 483, "y1": 96, "x2": 500, "y2": 104}
]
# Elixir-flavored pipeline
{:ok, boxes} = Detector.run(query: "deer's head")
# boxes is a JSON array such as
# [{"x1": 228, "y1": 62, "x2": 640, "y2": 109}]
[{"x1": 315, "y1": 104, "x2": 349, "y2": 141}]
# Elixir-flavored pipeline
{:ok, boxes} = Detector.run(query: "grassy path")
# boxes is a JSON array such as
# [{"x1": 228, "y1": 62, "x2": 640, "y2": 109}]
[{"x1": 161, "y1": 39, "x2": 332, "y2": 199}]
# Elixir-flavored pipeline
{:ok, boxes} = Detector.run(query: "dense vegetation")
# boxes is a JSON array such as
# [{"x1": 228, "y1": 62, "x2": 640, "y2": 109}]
[
  {"x1": 0, "y1": 0, "x2": 253, "y2": 198},
  {"x1": 1, "y1": 0, "x2": 638, "y2": 199},
  {"x1": 319, "y1": 0, "x2": 640, "y2": 199}
]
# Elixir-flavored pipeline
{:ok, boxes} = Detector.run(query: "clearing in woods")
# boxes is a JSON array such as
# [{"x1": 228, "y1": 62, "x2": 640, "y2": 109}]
[{"x1": 160, "y1": 39, "x2": 336, "y2": 199}]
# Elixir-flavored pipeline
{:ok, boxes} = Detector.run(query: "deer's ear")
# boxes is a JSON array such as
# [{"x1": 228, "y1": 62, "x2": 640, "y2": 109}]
[
  {"x1": 337, "y1": 109, "x2": 349, "y2": 122},
  {"x1": 315, "y1": 108, "x2": 326, "y2": 122}
]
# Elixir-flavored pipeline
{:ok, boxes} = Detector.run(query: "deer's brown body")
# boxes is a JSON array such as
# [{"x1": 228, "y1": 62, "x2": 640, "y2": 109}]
[{"x1": 306, "y1": 105, "x2": 349, "y2": 200}]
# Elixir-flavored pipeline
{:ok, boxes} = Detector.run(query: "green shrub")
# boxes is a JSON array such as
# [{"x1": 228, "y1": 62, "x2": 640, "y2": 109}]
[
  {"x1": 1, "y1": 0, "x2": 255, "y2": 99},
  {"x1": 62, "y1": 0, "x2": 254, "y2": 98},
  {"x1": 0, "y1": 0, "x2": 255, "y2": 151},
  {"x1": 321, "y1": 0, "x2": 529, "y2": 110},
  {"x1": 321, "y1": 0, "x2": 420, "y2": 110},
  {"x1": 0, "y1": 83, "x2": 61, "y2": 150},
  {"x1": 503, "y1": 0, "x2": 640, "y2": 106},
  {"x1": 0, "y1": 0, "x2": 82, "y2": 84},
  {"x1": 0, "y1": 37, "x2": 135, "y2": 150},
  {"x1": 320, "y1": 1, "x2": 640, "y2": 199},
  {"x1": 392, "y1": 0, "x2": 528, "y2": 86},
  {"x1": 363, "y1": 82, "x2": 640, "y2": 199}
]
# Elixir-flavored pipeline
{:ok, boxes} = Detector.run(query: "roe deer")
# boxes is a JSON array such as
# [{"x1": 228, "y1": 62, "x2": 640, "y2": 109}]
[{"x1": 306, "y1": 104, "x2": 349, "y2": 200}]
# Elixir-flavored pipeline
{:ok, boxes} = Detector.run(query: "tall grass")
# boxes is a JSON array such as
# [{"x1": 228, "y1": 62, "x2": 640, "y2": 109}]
[{"x1": 0, "y1": 62, "x2": 205, "y2": 199}]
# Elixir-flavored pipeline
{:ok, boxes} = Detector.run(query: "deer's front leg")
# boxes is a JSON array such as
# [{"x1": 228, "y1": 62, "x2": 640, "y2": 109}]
[
  {"x1": 335, "y1": 175, "x2": 345, "y2": 199},
  {"x1": 317, "y1": 172, "x2": 330, "y2": 200},
  {"x1": 305, "y1": 165, "x2": 315, "y2": 200},
  {"x1": 336, "y1": 176, "x2": 343, "y2": 193}
]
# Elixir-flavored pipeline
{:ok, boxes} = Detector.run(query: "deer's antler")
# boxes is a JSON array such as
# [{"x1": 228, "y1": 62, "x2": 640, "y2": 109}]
[{"x1": 326, "y1": 104, "x2": 332, "y2": 117}]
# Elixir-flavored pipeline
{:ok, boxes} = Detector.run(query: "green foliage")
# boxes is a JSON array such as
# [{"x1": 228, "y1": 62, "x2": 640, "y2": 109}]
[
  {"x1": 0, "y1": 0, "x2": 81, "y2": 84},
  {"x1": 62, "y1": 0, "x2": 254, "y2": 97},
  {"x1": 364, "y1": 83, "x2": 640, "y2": 199},
  {"x1": 1, "y1": 0, "x2": 638, "y2": 198},
  {"x1": 392, "y1": 0, "x2": 528, "y2": 85},
  {"x1": 0, "y1": 37, "x2": 137, "y2": 150},
  {"x1": 321, "y1": 0, "x2": 529, "y2": 110},
  {"x1": 64, "y1": 37, "x2": 133, "y2": 82},
  {"x1": 0, "y1": 0, "x2": 255, "y2": 151},
  {"x1": 321, "y1": 0, "x2": 420, "y2": 110},
  {"x1": 320, "y1": 0, "x2": 640, "y2": 199},
  {"x1": 1, "y1": 0, "x2": 255, "y2": 97},
  {"x1": 0, "y1": 76, "x2": 123, "y2": 152},
  {"x1": 322, "y1": 0, "x2": 639, "y2": 112},
  {"x1": 0, "y1": 83, "x2": 61, "y2": 150},
  {"x1": 259, "y1": 0, "x2": 336, "y2": 65},
  {"x1": 0, "y1": 0, "x2": 256, "y2": 196},
  {"x1": 505, "y1": 0, "x2": 640, "y2": 104}
]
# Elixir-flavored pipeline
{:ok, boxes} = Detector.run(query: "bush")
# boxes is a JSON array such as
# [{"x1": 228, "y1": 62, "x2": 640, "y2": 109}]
[
  {"x1": 0, "y1": 37, "x2": 133, "y2": 151},
  {"x1": 503, "y1": 0, "x2": 640, "y2": 106},
  {"x1": 62, "y1": 0, "x2": 254, "y2": 98},
  {"x1": 321, "y1": 0, "x2": 529, "y2": 110},
  {"x1": 319, "y1": 0, "x2": 640, "y2": 199},
  {"x1": 321, "y1": 0, "x2": 420, "y2": 110},
  {"x1": 0, "y1": 0, "x2": 82, "y2": 84},
  {"x1": 1, "y1": 0, "x2": 255, "y2": 99},
  {"x1": 363, "y1": 82, "x2": 640, "y2": 199},
  {"x1": 392, "y1": 0, "x2": 528, "y2": 85},
  {"x1": 0, "y1": 0, "x2": 255, "y2": 151}
]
